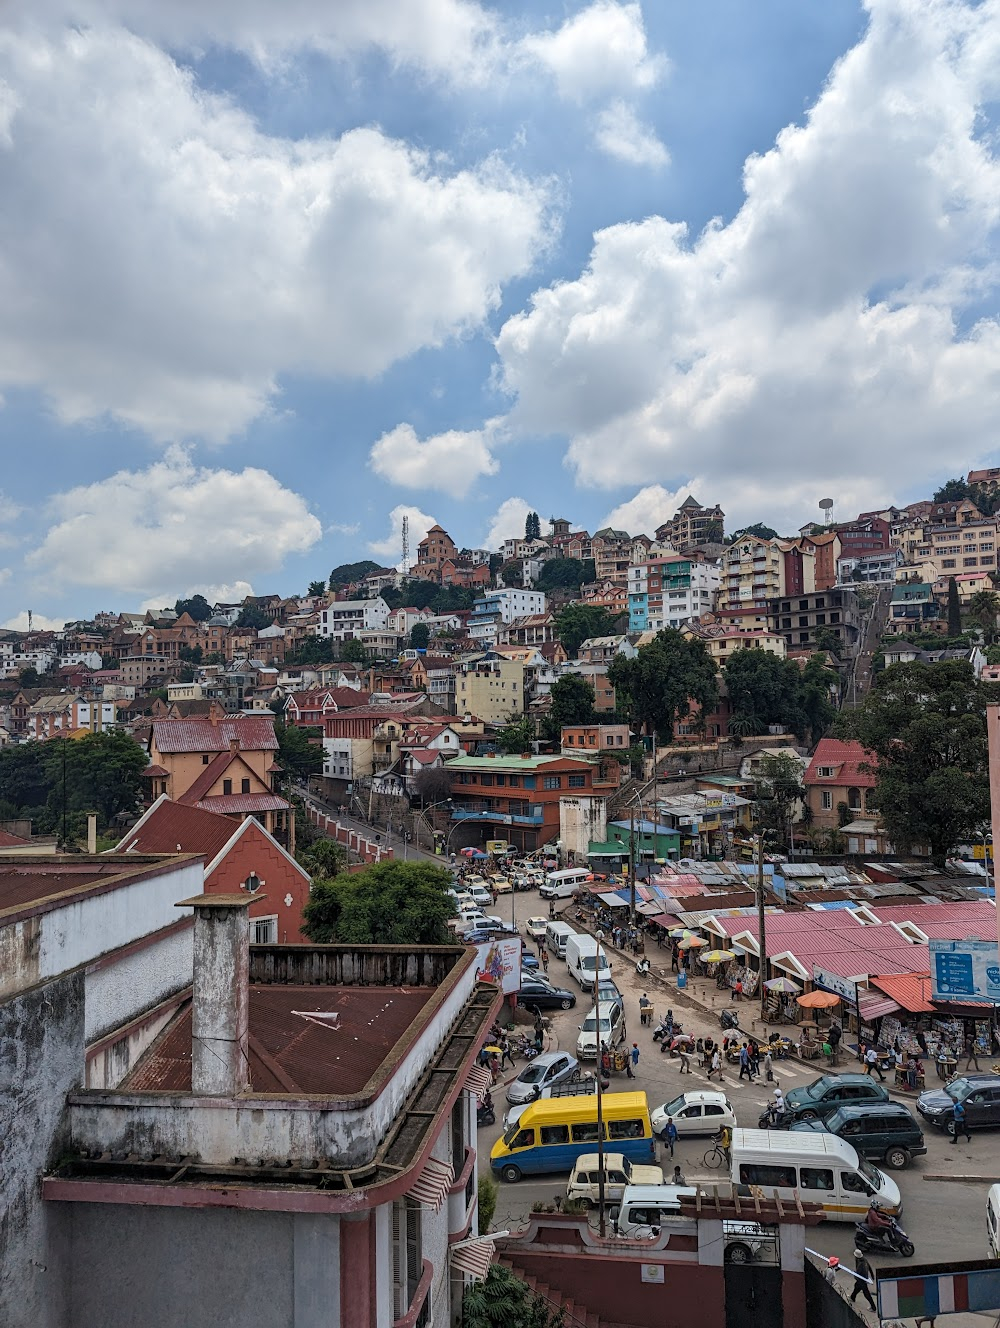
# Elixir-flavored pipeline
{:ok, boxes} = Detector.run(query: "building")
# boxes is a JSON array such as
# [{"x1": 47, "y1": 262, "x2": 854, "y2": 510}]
[
  {"x1": 832, "y1": 517, "x2": 890, "y2": 560},
  {"x1": 5, "y1": 865, "x2": 499, "y2": 1328},
  {"x1": 803, "y1": 737, "x2": 877, "y2": 831},
  {"x1": 627, "y1": 553, "x2": 719, "y2": 632},
  {"x1": 721, "y1": 537, "x2": 816, "y2": 614},
  {"x1": 888, "y1": 582, "x2": 939, "y2": 631},
  {"x1": 447, "y1": 751, "x2": 619, "y2": 851},
  {"x1": 468, "y1": 589, "x2": 546, "y2": 645},
  {"x1": 684, "y1": 622, "x2": 787, "y2": 664},
  {"x1": 454, "y1": 653, "x2": 526, "y2": 725},
  {"x1": 654, "y1": 496, "x2": 725, "y2": 551},
  {"x1": 767, "y1": 588, "x2": 861, "y2": 655},
  {"x1": 24, "y1": 693, "x2": 119, "y2": 738},
  {"x1": 836, "y1": 547, "x2": 903, "y2": 585},
  {"x1": 316, "y1": 597, "x2": 391, "y2": 642},
  {"x1": 321, "y1": 699, "x2": 443, "y2": 785},
  {"x1": 561, "y1": 722, "x2": 632, "y2": 757},
  {"x1": 897, "y1": 509, "x2": 998, "y2": 583},
  {"x1": 498, "y1": 612, "x2": 559, "y2": 647},
  {"x1": 802, "y1": 530, "x2": 841, "y2": 590},
  {"x1": 577, "y1": 635, "x2": 636, "y2": 665},
  {"x1": 590, "y1": 528, "x2": 635, "y2": 584},
  {"x1": 412, "y1": 523, "x2": 458, "y2": 581},
  {"x1": 115, "y1": 794, "x2": 311, "y2": 941},
  {"x1": 932, "y1": 568, "x2": 997, "y2": 604},
  {"x1": 969, "y1": 466, "x2": 1000, "y2": 492},
  {"x1": 580, "y1": 579, "x2": 629, "y2": 615}
]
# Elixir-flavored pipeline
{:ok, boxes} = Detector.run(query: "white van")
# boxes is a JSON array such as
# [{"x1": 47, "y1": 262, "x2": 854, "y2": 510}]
[
  {"x1": 729, "y1": 1128, "x2": 901, "y2": 1223},
  {"x1": 988, "y1": 1184, "x2": 1000, "y2": 1258},
  {"x1": 565, "y1": 933, "x2": 613, "y2": 992},
  {"x1": 540, "y1": 868, "x2": 591, "y2": 900},
  {"x1": 545, "y1": 920, "x2": 576, "y2": 959},
  {"x1": 612, "y1": 1184, "x2": 696, "y2": 1237},
  {"x1": 576, "y1": 1001, "x2": 627, "y2": 1060}
]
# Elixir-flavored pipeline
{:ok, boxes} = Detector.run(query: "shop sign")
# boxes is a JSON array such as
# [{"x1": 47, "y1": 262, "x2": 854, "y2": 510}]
[{"x1": 930, "y1": 938, "x2": 1000, "y2": 1002}]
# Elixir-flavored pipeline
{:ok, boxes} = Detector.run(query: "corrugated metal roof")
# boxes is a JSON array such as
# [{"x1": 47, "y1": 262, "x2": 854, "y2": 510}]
[
  {"x1": 151, "y1": 716, "x2": 279, "y2": 753},
  {"x1": 117, "y1": 799, "x2": 237, "y2": 862},
  {"x1": 195, "y1": 793, "x2": 289, "y2": 815},
  {"x1": 869, "y1": 972, "x2": 935, "y2": 1013}
]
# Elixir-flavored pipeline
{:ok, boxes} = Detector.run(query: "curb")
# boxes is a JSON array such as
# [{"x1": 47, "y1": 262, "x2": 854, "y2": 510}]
[{"x1": 923, "y1": 1173, "x2": 1000, "y2": 1184}]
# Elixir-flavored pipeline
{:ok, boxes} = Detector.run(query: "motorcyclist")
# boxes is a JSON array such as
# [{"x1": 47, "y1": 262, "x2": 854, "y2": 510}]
[{"x1": 865, "y1": 1201, "x2": 893, "y2": 1234}]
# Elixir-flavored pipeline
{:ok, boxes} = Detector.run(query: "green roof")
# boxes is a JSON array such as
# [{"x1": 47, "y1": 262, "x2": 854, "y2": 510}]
[{"x1": 447, "y1": 754, "x2": 569, "y2": 771}]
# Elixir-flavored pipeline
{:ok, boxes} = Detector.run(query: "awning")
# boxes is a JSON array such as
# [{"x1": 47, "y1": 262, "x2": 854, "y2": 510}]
[
  {"x1": 465, "y1": 1064, "x2": 494, "y2": 1102},
  {"x1": 637, "y1": 901, "x2": 662, "y2": 916},
  {"x1": 406, "y1": 1157, "x2": 454, "y2": 1211},
  {"x1": 599, "y1": 892, "x2": 629, "y2": 907},
  {"x1": 451, "y1": 1236, "x2": 496, "y2": 1281},
  {"x1": 647, "y1": 913, "x2": 676, "y2": 928},
  {"x1": 857, "y1": 993, "x2": 901, "y2": 1021}
]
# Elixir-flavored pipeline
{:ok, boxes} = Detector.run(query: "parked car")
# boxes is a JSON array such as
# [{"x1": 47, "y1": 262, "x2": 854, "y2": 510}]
[
  {"x1": 576, "y1": 1001, "x2": 627, "y2": 1060},
  {"x1": 506, "y1": 1051, "x2": 581, "y2": 1105},
  {"x1": 521, "y1": 953, "x2": 540, "y2": 971},
  {"x1": 595, "y1": 979, "x2": 623, "y2": 1009},
  {"x1": 789, "y1": 1101, "x2": 926, "y2": 1169},
  {"x1": 567, "y1": 1153, "x2": 664, "y2": 1207},
  {"x1": 651, "y1": 1090, "x2": 737, "y2": 1139},
  {"x1": 516, "y1": 975, "x2": 577, "y2": 1011},
  {"x1": 782, "y1": 1074, "x2": 890, "y2": 1123},
  {"x1": 465, "y1": 884, "x2": 494, "y2": 909},
  {"x1": 525, "y1": 917, "x2": 548, "y2": 942},
  {"x1": 918, "y1": 1074, "x2": 1000, "y2": 1132}
]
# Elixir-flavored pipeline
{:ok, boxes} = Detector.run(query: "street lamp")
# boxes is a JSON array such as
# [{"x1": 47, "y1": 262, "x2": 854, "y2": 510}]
[{"x1": 981, "y1": 829, "x2": 993, "y2": 896}]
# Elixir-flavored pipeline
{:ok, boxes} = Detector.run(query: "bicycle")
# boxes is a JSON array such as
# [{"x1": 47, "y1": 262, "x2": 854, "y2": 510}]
[{"x1": 703, "y1": 1134, "x2": 730, "y2": 1170}]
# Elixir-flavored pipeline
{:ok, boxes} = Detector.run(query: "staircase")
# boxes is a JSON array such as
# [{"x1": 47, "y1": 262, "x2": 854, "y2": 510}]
[{"x1": 496, "y1": 1256, "x2": 603, "y2": 1328}]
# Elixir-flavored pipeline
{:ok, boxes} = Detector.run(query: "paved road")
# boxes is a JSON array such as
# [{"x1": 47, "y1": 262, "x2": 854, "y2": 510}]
[{"x1": 481, "y1": 887, "x2": 998, "y2": 1315}]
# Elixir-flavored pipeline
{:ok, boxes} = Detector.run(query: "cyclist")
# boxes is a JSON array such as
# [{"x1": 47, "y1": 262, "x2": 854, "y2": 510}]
[{"x1": 719, "y1": 1123, "x2": 733, "y2": 1166}]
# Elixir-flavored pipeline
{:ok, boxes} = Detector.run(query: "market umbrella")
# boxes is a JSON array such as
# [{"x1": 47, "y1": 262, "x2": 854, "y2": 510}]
[
  {"x1": 701, "y1": 949, "x2": 736, "y2": 963},
  {"x1": 670, "y1": 928, "x2": 694, "y2": 938},
  {"x1": 678, "y1": 935, "x2": 707, "y2": 950},
  {"x1": 765, "y1": 976, "x2": 802, "y2": 993},
  {"x1": 796, "y1": 989, "x2": 841, "y2": 1009}
]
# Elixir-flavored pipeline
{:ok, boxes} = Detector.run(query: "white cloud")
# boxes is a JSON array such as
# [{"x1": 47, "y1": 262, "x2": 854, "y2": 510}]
[
  {"x1": 0, "y1": 27, "x2": 553, "y2": 442},
  {"x1": 26, "y1": 449, "x2": 321, "y2": 601},
  {"x1": 520, "y1": 2, "x2": 665, "y2": 104},
  {"x1": 3, "y1": 610, "x2": 65, "y2": 631},
  {"x1": 496, "y1": 0, "x2": 1000, "y2": 532},
  {"x1": 603, "y1": 483, "x2": 695, "y2": 535},
  {"x1": 327, "y1": 522, "x2": 360, "y2": 537},
  {"x1": 594, "y1": 101, "x2": 668, "y2": 168},
  {"x1": 369, "y1": 419, "x2": 503, "y2": 498},
  {"x1": 368, "y1": 504, "x2": 438, "y2": 564},
  {"x1": 483, "y1": 496, "x2": 532, "y2": 549},
  {"x1": 140, "y1": 580, "x2": 256, "y2": 613}
]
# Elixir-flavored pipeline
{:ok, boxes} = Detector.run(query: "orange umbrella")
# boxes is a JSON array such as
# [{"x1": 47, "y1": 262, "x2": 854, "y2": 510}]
[{"x1": 796, "y1": 989, "x2": 841, "y2": 1009}]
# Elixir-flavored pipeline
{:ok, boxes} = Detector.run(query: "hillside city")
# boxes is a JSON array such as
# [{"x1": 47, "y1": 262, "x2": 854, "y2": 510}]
[{"x1": 7, "y1": 471, "x2": 1000, "y2": 1328}]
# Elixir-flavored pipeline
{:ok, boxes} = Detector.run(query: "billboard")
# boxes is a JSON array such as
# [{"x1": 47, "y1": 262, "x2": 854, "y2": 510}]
[
  {"x1": 812, "y1": 964, "x2": 860, "y2": 1003},
  {"x1": 473, "y1": 936, "x2": 522, "y2": 995},
  {"x1": 929, "y1": 937, "x2": 1000, "y2": 1003}
]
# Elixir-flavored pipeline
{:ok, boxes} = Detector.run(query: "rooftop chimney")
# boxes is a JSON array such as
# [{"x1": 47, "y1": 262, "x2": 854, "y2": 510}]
[{"x1": 175, "y1": 892, "x2": 261, "y2": 1095}]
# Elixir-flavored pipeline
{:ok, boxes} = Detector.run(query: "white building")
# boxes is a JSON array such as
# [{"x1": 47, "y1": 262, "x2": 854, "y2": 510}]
[
  {"x1": 469, "y1": 589, "x2": 546, "y2": 644},
  {"x1": 316, "y1": 597, "x2": 391, "y2": 641}
]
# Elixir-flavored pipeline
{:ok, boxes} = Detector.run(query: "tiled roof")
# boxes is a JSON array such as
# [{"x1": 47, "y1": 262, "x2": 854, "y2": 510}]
[
  {"x1": 0, "y1": 828, "x2": 29, "y2": 847},
  {"x1": 868, "y1": 901, "x2": 998, "y2": 939},
  {"x1": 869, "y1": 972, "x2": 935, "y2": 1013},
  {"x1": 151, "y1": 716, "x2": 278, "y2": 753},
  {"x1": 804, "y1": 738, "x2": 877, "y2": 788},
  {"x1": 116, "y1": 798, "x2": 237, "y2": 862},
  {"x1": 194, "y1": 792, "x2": 289, "y2": 814},
  {"x1": 141, "y1": 764, "x2": 169, "y2": 778}
]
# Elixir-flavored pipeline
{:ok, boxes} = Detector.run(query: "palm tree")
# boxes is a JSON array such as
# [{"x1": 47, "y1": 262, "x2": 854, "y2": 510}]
[{"x1": 968, "y1": 589, "x2": 1000, "y2": 642}]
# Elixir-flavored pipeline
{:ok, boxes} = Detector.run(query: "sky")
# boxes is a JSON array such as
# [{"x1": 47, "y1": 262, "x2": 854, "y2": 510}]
[{"x1": 2, "y1": 0, "x2": 1000, "y2": 626}]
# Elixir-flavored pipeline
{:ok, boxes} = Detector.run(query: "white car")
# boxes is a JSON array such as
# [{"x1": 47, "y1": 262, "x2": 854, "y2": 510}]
[
  {"x1": 465, "y1": 884, "x2": 494, "y2": 908},
  {"x1": 575, "y1": 1001, "x2": 626, "y2": 1060},
  {"x1": 525, "y1": 917, "x2": 548, "y2": 942},
  {"x1": 651, "y1": 1090, "x2": 736, "y2": 1139}
]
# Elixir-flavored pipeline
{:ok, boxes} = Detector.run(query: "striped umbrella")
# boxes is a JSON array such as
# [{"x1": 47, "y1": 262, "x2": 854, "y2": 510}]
[
  {"x1": 701, "y1": 948, "x2": 736, "y2": 963},
  {"x1": 678, "y1": 935, "x2": 707, "y2": 950},
  {"x1": 764, "y1": 976, "x2": 801, "y2": 993}
]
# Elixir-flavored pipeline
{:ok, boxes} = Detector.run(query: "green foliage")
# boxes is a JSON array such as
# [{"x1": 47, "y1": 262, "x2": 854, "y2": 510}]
[
  {"x1": 541, "y1": 674, "x2": 596, "y2": 741},
  {"x1": 285, "y1": 635, "x2": 335, "y2": 666},
  {"x1": 813, "y1": 626, "x2": 842, "y2": 658},
  {"x1": 933, "y1": 478, "x2": 969, "y2": 503},
  {"x1": 203, "y1": 650, "x2": 226, "y2": 666},
  {"x1": 536, "y1": 558, "x2": 588, "y2": 593},
  {"x1": 525, "y1": 511, "x2": 541, "y2": 540},
  {"x1": 500, "y1": 562, "x2": 523, "y2": 587},
  {"x1": 297, "y1": 836, "x2": 348, "y2": 879},
  {"x1": 307, "y1": 580, "x2": 327, "y2": 597},
  {"x1": 275, "y1": 721, "x2": 324, "y2": 779},
  {"x1": 840, "y1": 659, "x2": 1000, "y2": 864},
  {"x1": 6, "y1": 731, "x2": 150, "y2": 834},
  {"x1": 496, "y1": 713, "x2": 535, "y2": 754},
  {"x1": 970, "y1": 483, "x2": 1000, "y2": 517},
  {"x1": 723, "y1": 649, "x2": 835, "y2": 744},
  {"x1": 727, "y1": 523, "x2": 778, "y2": 542},
  {"x1": 18, "y1": 666, "x2": 40, "y2": 688},
  {"x1": 608, "y1": 629, "x2": 718, "y2": 743},
  {"x1": 987, "y1": 645, "x2": 1000, "y2": 666},
  {"x1": 329, "y1": 560, "x2": 382, "y2": 588},
  {"x1": 410, "y1": 622, "x2": 430, "y2": 649},
  {"x1": 178, "y1": 643, "x2": 203, "y2": 665},
  {"x1": 412, "y1": 765, "x2": 454, "y2": 804},
  {"x1": 236, "y1": 606, "x2": 270, "y2": 630},
  {"x1": 555, "y1": 603, "x2": 616, "y2": 658},
  {"x1": 968, "y1": 589, "x2": 1000, "y2": 641},
  {"x1": 174, "y1": 594, "x2": 213, "y2": 622},
  {"x1": 477, "y1": 1174, "x2": 498, "y2": 1235},
  {"x1": 947, "y1": 577, "x2": 962, "y2": 638},
  {"x1": 462, "y1": 1265, "x2": 565, "y2": 1328},
  {"x1": 303, "y1": 860, "x2": 457, "y2": 944},
  {"x1": 339, "y1": 637, "x2": 369, "y2": 665}
]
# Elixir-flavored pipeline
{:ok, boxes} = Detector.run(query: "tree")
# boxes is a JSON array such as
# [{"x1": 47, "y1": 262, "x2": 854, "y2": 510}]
[
  {"x1": 477, "y1": 1174, "x2": 498, "y2": 1235},
  {"x1": 303, "y1": 860, "x2": 457, "y2": 945},
  {"x1": 297, "y1": 837, "x2": 348, "y2": 879},
  {"x1": 496, "y1": 714, "x2": 535, "y2": 754},
  {"x1": 536, "y1": 558, "x2": 587, "y2": 592},
  {"x1": 813, "y1": 626, "x2": 842, "y2": 658},
  {"x1": 340, "y1": 637, "x2": 369, "y2": 665},
  {"x1": 55, "y1": 730, "x2": 149, "y2": 827},
  {"x1": 236, "y1": 605, "x2": 270, "y2": 630},
  {"x1": 285, "y1": 635, "x2": 335, "y2": 666},
  {"x1": 753, "y1": 753, "x2": 805, "y2": 851},
  {"x1": 723, "y1": 649, "x2": 835, "y2": 744},
  {"x1": 968, "y1": 589, "x2": 1000, "y2": 641},
  {"x1": 840, "y1": 659, "x2": 1000, "y2": 865},
  {"x1": 462, "y1": 1266, "x2": 565, "y2": 1328},
  {"x1": 410, "y1": 623, "x2": 430, "y2": 650},
  {"x1": 178, "y1": 643, "x2": 203, "y2": 665},
  {"x1": 500, "y1": 562, "x2": 523, "y2": 587},
  {"x1": 524, "y1": 511, "x2": 541, "y2": 540},
  {"x1": 307, "y1": 580, "x2": 327, "y2": 598},
  {"x1": 947, "y1": 576, "x2": 962, "y2": 638},
  {"x1": 607, "y1": 629, "x2": 718, "y2": 743},
  {"x1": 727, "y1": 523, "x2": 778, "y2": 543},
  {"x1": 275, "y1": 721, "x2": 324, "y2": 779},
  {"x1": 174, "y1": 594, "x2": 213, "y2": 622},
  {"x1": 542, "y1": 674, "x2": 596, "y2": 742},
  {"x1": 329, "y1": 560, "x2": 381, "y2": 588},
  {"x1": 933, "y1": 477, "x2": 969, "y2": 503},
  {"x1": 555, "y1": 604, "x2": 616, "y2": 659},
  {"x1": 412, "y1": 766, "x2": 454, "y2": 805},
  {"x1": 17, "y1": 666, "x2": 40, "y2": 688}
]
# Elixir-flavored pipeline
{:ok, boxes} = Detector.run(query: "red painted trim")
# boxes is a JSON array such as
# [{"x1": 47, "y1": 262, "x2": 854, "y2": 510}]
[
  {"x1": 86, "y1": 917, "x2": 192, "y2": 975},
  {"x1": 448, "y1": 1218, "x2": 473, "y2": 1245},
  {"x1": 85, "y1": 987, "x2": 190, "y2": 1059},
  {"x1": 392, "y1": 1259, "x2": 432, "y2": 1328},
  {"x1": 0, "y1": 855, "x2": 205, "y2": 928},
  {"x1": 448, "y1": 1145, "x2": 475, "y2": 1195},
  {"x1": 340, "y1": 1213, "x2": 373, "y2": 1328}
]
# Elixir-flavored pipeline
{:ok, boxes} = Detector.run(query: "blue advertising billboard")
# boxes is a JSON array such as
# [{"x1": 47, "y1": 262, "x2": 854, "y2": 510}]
[{"x1": 929, "y1": 938, "x2": 1000, "y2": 1003}]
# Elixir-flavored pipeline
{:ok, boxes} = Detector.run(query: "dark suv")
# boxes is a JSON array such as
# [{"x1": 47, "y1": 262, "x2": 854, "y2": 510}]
[
  {"x1": 918, "y1": 1075, "x2": 1000, "y2": 1132},
  {"x1": 790, "y1": 1101, "x2": 926, "y2": 1169},
  {"x1": 781, "y1": 1074, "x2": 890, "y2": 1123}
]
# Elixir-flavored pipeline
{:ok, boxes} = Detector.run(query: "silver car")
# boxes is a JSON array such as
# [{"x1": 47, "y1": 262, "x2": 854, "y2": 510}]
[{"x1": 505, "y1": 1051, "x2": 581, "y2": 1105}]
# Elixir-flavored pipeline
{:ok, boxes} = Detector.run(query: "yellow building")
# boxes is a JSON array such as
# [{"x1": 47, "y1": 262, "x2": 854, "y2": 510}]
[{"x1": 454, "y1": 654, "x2": 526, "y2": 725}]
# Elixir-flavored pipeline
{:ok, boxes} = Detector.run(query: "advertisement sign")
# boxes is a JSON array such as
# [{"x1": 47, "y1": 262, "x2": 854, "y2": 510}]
[
  {"x1": 486, "y1": 840, "x2": 510, "y2": 855},
  {"x1": 473, "y1": 936, "x2": 522, "y2": 995},
  {"x1": 930, "y1": 938, "x2": 1000, "y2": 1003},
  {"x1": 811, "y1": 964, "x2": 860, "y2": 1003}
]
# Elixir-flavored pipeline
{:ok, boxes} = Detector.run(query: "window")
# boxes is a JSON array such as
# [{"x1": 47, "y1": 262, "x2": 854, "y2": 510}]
[
  {"x1": 943, "y1": 559, "x2": 957, "y2": 568},
  {"x1": 738, "y1": 1163, "x2": 796, "y2": 1188},
  {"x1": 830, "y1": 612, "x2": 840, "y2": 623},
  {"x1": 241, "y1": 778, "x2": 251, "y2": 794},
  {"x1": 566, "y1": 734, "x2": 575, "y2": 744},
  {"x1": 781, "y1": 618, "x2": 792, "y2": 629},
  {"x1": 821, "y1": 791, "x2": 833, "y2": 810},
  {"x1": 568, "y1": 775, "x2": 586, "y2": 788},
  {"x1": 511, "y1": 1129, "x2": 535, "y2": 1149},
  {"x1": 798, "y1": 616, "x2": 809, "y2": 627},
  {"x1": 703, "y1": 1104, "x2": 726, "y2": 1118},
  {"x1": 222, "y1": 778, "x2": 233, "y2": 795},
  {"x1": 964, "y1": 557, "x2": 978, "y2": 567},
  {"x1": 451, "y1": 1098, "x2": 467, "y2": 1176},
  {"x1": 841, "y1": 1171, "x2": 871, "y2": 1193},
  {"x1": 800, "y1": 1167, "x2": 834, "y2": 1191},
  {"x1": 250, "y1": 916, "x2": 277, "y2": 944},
  {"x1": 815, "y1": 614, "x2": 826, "y2": 625},
  {"x1": 392, "y1": 1198, "x2": 422, "y2": 1319},
  {"x1": 571, "y1": 1121, "x2": 603, "y2": 1143},
  {"x1": 202, "y1": 754, "x2": 210, "y2": 765},
  {"x1": 543, "y1": 776, "x2": 562, "y2": 790},
  {"x1": 540, "y1": 1124, "x2": 570, "y2": 1145},
  {"x1": 508, "y1": 775, "x2": 520, "y2": 788},
  {"x1": 817, "y1": 766, "x2": 835, "y2": 778},
  {"x1": 608, "y1": 1118, "x2": 644, "y2": 1140}
]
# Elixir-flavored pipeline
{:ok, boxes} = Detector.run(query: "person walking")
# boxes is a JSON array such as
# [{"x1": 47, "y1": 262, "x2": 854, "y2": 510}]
[
  {"x1": 964, "y1": 1035, "x2": 981, "y2": 1071},
  {"x1": 627, "y1": 1042, "x2": 639, "y2": 1079},
  {"x1": 540, "y1": 947, "x2": 549, "y2": 975},
  {"x1": 670, "y1": 943, "x2": 679, "y2": 973},
  {"x1": 739, "y1": 1043, "x2": 753, "y2": 1082},
  {"x1": 671, "y1": 1165, "x2": 687, "y2": 1186},
  {"x1": 710, "y1": 1048, "x2": 723, "y2": 1081},
  {"x1": 500, "y1": 1035, "x2": 515, "y2": 1070},
  {"x1": 749, "y1": 1040, "x2": 761, "y2": 1077},
  {"x1": 951, "y1": 1097, "x2": 972, "y2": 1144},
  {"x1": 639, "y1": 993, "x2": 652, "y2": 1027},
  {"x1": 865, "y1": 1047, "x2": 885, "y2": 1082},
  {"x1": 850, "y1": 1249, "x2": 877, "y2": 1313},
  {"x1": 679, "y1": 1046, "x2": 691, "y2": 1074},
  {"x1": 662, "y1": 1117, "x2": 678, "y2": 1158},
  {"x1": 764, "y1": 1049, "x2": 774, "y2": 1083}
]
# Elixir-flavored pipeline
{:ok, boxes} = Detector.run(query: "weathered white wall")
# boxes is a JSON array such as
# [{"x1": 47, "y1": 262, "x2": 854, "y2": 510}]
[
  {"x1": 85, "y1": 925, "x2": 193, "y2": 1043},
  {"x1": 559, "y1": 796, "x2": 607, "y2": 859}
]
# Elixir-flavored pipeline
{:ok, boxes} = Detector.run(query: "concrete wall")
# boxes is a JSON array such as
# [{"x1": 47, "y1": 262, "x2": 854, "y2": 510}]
[
  {"x1": 559, "y1": 796, "x2": 607, "y2": 859},
  {"x1": 0, "y1": 971, "x2": 83, "y2": 1328},
  {"x1": 85, "y1": 923, "x2": 193, "y2": 1043}
]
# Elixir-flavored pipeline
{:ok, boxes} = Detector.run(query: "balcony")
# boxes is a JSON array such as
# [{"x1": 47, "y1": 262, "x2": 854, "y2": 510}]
[
  {"x1": 452, "y1": 806, "x2": 544, "y2": 826},
  {"x1": 393, "y1": 1260, "x2": 433, "y2": 1328}
]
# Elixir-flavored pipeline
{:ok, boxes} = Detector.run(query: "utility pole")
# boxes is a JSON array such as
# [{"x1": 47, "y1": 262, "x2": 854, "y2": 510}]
[
  {"x1": 595, "y1": 937, "x2": 607, "y2": 1238},
  {"x1": 629, "y1": 805, "x2": 637, "y2": 926},
  {"x1": 757, "y1": 830, "x2": 768, "y2": 1024}
]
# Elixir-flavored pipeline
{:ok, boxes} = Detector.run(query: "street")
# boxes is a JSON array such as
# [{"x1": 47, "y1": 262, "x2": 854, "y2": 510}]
[{"x1": 481, "y1": 886, "x2": 999, "y2": 1315}]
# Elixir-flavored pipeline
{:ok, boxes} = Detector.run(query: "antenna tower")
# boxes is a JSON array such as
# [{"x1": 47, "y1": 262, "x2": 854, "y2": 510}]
[
  {"x1": 27, "y1": 609, "x2": 32, "y2": 633},
  {"x1": 400, "y1": 514, "x2": 409, "y2": 574}
]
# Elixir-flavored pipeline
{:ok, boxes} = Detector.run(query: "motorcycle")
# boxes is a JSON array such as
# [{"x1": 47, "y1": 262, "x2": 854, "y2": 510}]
[
  {"x1": 720, "y1": 1009, "x2": 742, "y2": 1031},
  {"x1": 477, "y1": 1092, "x2": 496, "y2": 1128},
  {"x1": 652, "y1": 1015, "x2": 684, "y2": 1043},
  {"x1": 513, "y1": 1035, "x2": 540, "y2": 1060},
  {"x1": 664, "y1": 1034, "x2": 696, "y2": 1058},
  {"x1": 854, "y1": 1216, "x2": 914, "y2": 1258},
  {"x1": 757, "y1": 1104, "x2": 788, "y2": 1129}
]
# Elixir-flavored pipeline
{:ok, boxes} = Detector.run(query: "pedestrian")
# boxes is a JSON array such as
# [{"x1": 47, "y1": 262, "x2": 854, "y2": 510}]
[
  {"x1": 541, "y1": 948, "x2": 549, "y2": 975},
  {"x1": 739, "y1": 1043, "x2": 753, "y2": 1081},
  {"x1": 749, "y1": 1040, "x2": 761, "y2": 1077},
  {"x1": 679, "y1": 1047, "x2": 691, "y2": 1074},
  {"x1": 828, "y1": 1023, "x2": 842, "y2": 1064},
  {"x1": 773, "y1": 1086, "x2": 785, "y2": 1118},
  {"x1": 627, "y1": 1042, "x2": 639, "y2": 1079},
  {"x1": 850, "y1": 1249, "x2": 877, "y2": 1312},
  {"x1": 732, "y1": 978, "x2": 743, "y2": 1002},
  {"x1": 489, "y1": 1053, "x2": 501, "y2": 1083},
  {"x1": 671, "y1": 1164, "x2": 687, "y2": 1186},
  {"x1": 501, "y1": 1035, "x2": 515, "y2": 1070},
  {"x1": 964, "y1": 1035, "x2": 980, "y2": 1071},
  {"x1": 670, "y1": 944, "x2": 679, "y2": 973},
  {"x1": 601, "y1": 1044, "x2": 613, "y2": 1078},
  {"x1": 639, "y1": 993, "x2": 652, "y2": 1027},
  {"x1": 665, "y1": 1009, "x2": 674, "y2": 1040},
  {"x1": 710, "y1": 1048, "x2": 722, "y2": 1081},
  {"x1": 951, "y1": 1097, "x2": 972, "y2": 1144},
  {"x1": 823, "y1": 1256, "x2": 839, "y2": 1287},
  {"x1": 663, "y1": 1117, "x2": 678, "y2": 1158},
  {"x1": 764, "y1": 1049, "x2": 774, "y2": 1083},
  {"x1": 865, "y1": 1047, "x2": 885, "y2": 1082}
]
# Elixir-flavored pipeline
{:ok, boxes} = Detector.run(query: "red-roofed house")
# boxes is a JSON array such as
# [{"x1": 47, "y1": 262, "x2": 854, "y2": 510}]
[
  {"x1": 115, "y1": 795, "x2": 311, "y2": 941},
  {"x1": 804, "y1": 737, "x2": 877, "y2": 832},
  {"x1": 283, "y1": 687, "x2": 372, "y2": 727}
]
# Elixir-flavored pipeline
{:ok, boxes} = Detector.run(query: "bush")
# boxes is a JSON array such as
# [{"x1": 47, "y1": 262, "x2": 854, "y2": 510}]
[{"x1": 477, "y1": 1174, "x2": 498, "y2": 1235}]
